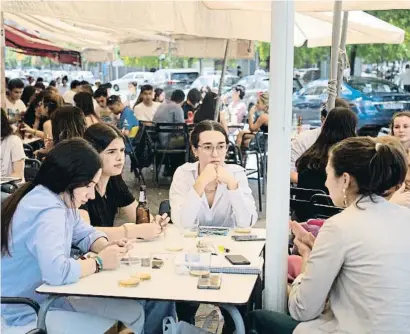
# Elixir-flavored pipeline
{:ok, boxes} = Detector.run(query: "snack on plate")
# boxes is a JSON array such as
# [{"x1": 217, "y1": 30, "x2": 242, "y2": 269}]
[
  {"x1": 234, "y1": 227, "x2": 251, "y2": 234},
  {"x1": 138, "y1": 272, "x2": 152, "y2": 281},
  {"x1": 118, "y1": 277, "x2": 140, "y2": 287}
]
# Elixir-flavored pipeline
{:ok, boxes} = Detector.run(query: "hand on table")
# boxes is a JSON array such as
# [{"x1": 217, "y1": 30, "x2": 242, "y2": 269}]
[
  {"x1": 97, "y1": 240, "x2": 130, "y2": 270},
  {"x1": 153, "y1": 213, "x2": 170, "y2": 229}
]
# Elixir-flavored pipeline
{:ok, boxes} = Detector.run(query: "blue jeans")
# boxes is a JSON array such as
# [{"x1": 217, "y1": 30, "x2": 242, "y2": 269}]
[{"x1": 140, "y1": 300, "x2": 176, "y2": 334}]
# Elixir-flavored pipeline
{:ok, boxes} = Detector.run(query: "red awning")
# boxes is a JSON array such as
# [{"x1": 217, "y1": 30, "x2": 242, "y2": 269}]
[{"x1": 5, "y1": 25, "x2": 81, "y2": 66}]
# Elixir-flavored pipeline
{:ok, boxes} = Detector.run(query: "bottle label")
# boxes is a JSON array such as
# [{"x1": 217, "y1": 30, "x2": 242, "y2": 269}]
[{"x1": 138, "y1": 191, "x2": 145, "y2": 202}]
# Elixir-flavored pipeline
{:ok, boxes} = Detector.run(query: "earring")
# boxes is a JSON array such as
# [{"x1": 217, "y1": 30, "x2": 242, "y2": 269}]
[{"x1": 342, "y1": 188, "x2": 347, "y2": 207}]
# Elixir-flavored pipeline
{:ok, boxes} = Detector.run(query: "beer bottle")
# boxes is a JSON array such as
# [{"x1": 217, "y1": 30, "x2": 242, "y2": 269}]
[{"x1": 136, "y1": 185, "x2": 150, "y2": 224}]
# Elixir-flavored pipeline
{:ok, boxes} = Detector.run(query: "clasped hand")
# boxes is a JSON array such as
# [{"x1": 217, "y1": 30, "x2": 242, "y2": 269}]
[
  {"x1": 199, "y1": 163, "x2": 238, "y2": 190},
  {"x1": 289, "y1": 220, "x2": 316, "y2": 258}
]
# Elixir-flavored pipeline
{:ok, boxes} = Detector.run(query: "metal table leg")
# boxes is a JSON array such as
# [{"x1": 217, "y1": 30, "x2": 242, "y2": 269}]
[
  {"x1": 220, "y1": 304, "x2": 246, "y2": 334},
  {"x1": 37, "y1": 295, "x2": 61, "y2": 331}
]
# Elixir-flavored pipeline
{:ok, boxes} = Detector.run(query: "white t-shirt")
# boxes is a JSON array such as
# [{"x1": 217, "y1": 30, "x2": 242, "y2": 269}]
[
  {"x1": 5, "y1": 98, "x2": 26, "y2": 123},
  {"x1": 0, "y1": 135, "x2": 26, "y2": 177},
  {"x1": 59, "y1": 85, "x2": 69, "y2": 96},
  {"x1": 133, "y1": 102, "x2": 160, "y2": 121},
  {"x1": 63, "y1": 90, "x2": 76, "y2": 105}
]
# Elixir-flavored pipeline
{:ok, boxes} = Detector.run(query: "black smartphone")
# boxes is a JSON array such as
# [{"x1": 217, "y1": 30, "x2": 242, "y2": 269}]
[
  {"x1": 225, "y1": 254, "x2": 251, "y2": 265},
  {"x1": 232, "y1": 235, "x2": 266, "y2": 242}
]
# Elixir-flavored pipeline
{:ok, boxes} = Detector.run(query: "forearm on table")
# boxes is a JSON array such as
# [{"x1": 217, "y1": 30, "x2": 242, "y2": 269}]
[
  {"x1": 79, "y1": 258, "x2": 97, "y2": 278},
  {"x1": 89, "y1": 236, "x2": 109, "y2": 253}
]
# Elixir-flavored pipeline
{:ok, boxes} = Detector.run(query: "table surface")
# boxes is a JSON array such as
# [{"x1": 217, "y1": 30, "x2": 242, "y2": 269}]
[
  {"x1": 23, "y1": 136, "x2": 42, "y2": 145},
  {"x1": 37, "y1": 227, "x2": 266, "y2": 305}
]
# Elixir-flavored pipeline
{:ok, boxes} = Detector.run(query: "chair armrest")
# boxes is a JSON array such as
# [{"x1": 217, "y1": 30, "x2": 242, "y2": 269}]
[{"x1": 0, "y1": 297, "x2": 40, "y2": 314}]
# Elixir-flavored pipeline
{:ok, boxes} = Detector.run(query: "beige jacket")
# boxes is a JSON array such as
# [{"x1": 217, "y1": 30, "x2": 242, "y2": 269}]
[{"x1": 289, "y1": 196, "x2": 410, "y2": 334}]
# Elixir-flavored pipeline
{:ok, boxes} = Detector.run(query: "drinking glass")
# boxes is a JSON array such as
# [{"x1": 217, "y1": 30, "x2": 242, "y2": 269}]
[{"x1": 188, "y1": 250, "x2": 211, "y2": 277}]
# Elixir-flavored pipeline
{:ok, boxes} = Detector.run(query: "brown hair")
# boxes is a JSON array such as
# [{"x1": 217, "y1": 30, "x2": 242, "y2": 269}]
[
  {"x1": 190, "y1": 120, "x2": 229, "y2": 148},
  {"x1": 390, "y1": 111, "x2": 410, "y2": 137},
  {"x1": 330, "y1": 137, "x2": 408, "y2": 200},
  {"x1": 51, "y1": 106, "x2": 86, "y2": 145}
]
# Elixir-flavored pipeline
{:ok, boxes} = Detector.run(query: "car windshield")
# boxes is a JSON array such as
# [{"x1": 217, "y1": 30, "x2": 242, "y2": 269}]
[
  {"x1": 171, "y1": 72, "x2": 199, "y2": 83},
  {"x1": 348, "y1": 79, "x2": 403, "y2": 94}
]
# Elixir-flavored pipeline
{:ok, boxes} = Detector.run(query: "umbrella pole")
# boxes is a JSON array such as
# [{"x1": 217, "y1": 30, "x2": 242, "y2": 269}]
[
  {"x1": 336, "y1": 11, "x2": 349, "y2": 95},
  {"x1": 264, "y1": 0, "x2": 295, "y2": 312},
  {"x1": 214, "y1": 39, "x2": 230, "y2": 121},
  {"x1": 327, "y1": 1, "x2": 343, "y2": 110},
  {"x1": 1, "y1": 12, "x2": 6, "y2": 110}
]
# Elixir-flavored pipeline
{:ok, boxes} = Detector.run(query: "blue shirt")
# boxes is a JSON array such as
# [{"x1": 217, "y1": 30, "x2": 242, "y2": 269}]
[
  {"x1": 1, "y1": 185, "x2": 106, "y2": 326},
  {"x1": 119, "y1": 106, "x2": 139, "y2": 131}
]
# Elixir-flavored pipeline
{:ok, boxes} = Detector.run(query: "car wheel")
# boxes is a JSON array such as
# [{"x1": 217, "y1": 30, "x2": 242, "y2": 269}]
[{"x1": 113, "y1": 84, "x2": 120, "y2": 91}]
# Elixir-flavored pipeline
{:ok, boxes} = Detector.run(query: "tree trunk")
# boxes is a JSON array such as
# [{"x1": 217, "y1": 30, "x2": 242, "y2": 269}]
[{"x1": 349, "y1": 45, "x2": 358, "y2": 76}]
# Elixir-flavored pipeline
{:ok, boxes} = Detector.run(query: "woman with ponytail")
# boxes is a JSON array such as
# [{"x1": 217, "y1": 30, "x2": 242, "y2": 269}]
[
  {"x1": 1, "y1": 138, "x2": 145, "y2": 333},
  {"x1": 250, "y1": 137, "x2": 410, "y2": 334}
]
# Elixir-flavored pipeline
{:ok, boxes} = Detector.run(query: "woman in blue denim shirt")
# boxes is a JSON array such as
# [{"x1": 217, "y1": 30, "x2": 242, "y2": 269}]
[{"x1": 1, "y1": 138, "x2": 144, "y2": 333}]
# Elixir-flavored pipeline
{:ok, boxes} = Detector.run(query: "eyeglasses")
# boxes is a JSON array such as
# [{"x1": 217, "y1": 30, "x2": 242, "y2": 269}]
[{"x1": 197, "y1": 144, "x2": 227, "y2": 154}]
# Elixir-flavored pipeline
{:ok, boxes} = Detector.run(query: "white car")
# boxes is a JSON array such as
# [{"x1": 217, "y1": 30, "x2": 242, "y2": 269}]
[{"x1": 111, "y1": 72, "x2": 153, "y2": 91}]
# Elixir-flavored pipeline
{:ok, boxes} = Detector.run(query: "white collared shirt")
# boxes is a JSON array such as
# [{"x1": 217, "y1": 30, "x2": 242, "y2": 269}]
[
  {"x1": 290, "y1": 127, "x2": 321, "y2": 172},
  {"x1": 169, "y1": 162, "x2": 257, "y2": 228}
]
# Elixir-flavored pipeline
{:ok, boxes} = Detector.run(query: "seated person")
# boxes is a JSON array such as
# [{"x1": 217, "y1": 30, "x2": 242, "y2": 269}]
[
  {"x1": 74, "y1": 91, "x2": 100, "y2": 127},
  {"x1": 220, "y1": 85, "x2": 246, "y2": 125},
  {"x1": 21, "y1": 91, "x2": 47, "y2": 139},
  {"x1": 236, "y1": 92, "x2": 269, "y2": 149},
  {"x1": 80, "y1": 123, "x2": 175, "y2": 334},
  {"x1": 107, "y1": 95, "x2": 139, "y2": 152},
  {"x1": 1, "y1": 139, "x2": 144, "y2": 333},
  {"x1": 250, "y1": 137, "x2": 410, "y2": 334},
  {"x1": 133, "y1": 84, "x2": 160, "y2": 122},
  {"x1": 170, "y1": 120, "x2": 257, "y2": 228},
  {"x1": 391, "y1": 111, "x2": 410, "y2": 191},
  {"x1": 296, "y1": 107, "x2": 357, "y2": 193},
  {"x1": 1, "y1": 109, "x2": 25, "y2": 181},
  {"x1": 80, "y1": 123, "x2": 169, "y2": 238},
  {"x1": 181, "y1": 88, "x2": 201, "y2": 120},
  {"x1": 94, "y1": 87, "x2": 113, "y2": 123},
  {"x1": 290, "y1": 97, "x2": 351, "y2": 184}
]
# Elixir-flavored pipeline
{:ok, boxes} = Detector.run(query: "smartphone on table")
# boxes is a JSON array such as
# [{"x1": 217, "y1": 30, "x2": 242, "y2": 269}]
[
  {"x1": 232, "y1": 235, "x2": 266, "y2": 242},
  {"x1": 225, "y1": 254, "x2": 251, "y2": 265},
  {"x1": 197, "y1": 274, "x2": 222, "y2": 290}
]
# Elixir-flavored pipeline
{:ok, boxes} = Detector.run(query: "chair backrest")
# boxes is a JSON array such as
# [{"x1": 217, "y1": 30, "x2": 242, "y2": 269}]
[
  {"x1": 23, "y1": 144, "x2": 34, "y2": 159},
  {"x1": 154, "y1": 123, "x2": 190, "y2": 152},
  {"x1": 225, "y1": 142, "x2": 243, "y2": 166},
  {"x1": 24, "y1": 158, "x2": 41, "y2": 182},
  {"x1": 311, "y1": 203, "x2": 343, "y2": 219},
  {"x1": 290, "y1": 187, "x2": 326, "y2": 222},
  {"x1": 310, "y1": 193, "x2": 334, "y2": 206}
]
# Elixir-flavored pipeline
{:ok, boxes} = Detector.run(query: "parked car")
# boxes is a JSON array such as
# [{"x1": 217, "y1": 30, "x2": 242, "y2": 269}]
[
  {"x1": 190, "y1": 74, "x2": 240, "y2": 93},
  {"x1": 111, "y1": 72, "x2": 153, "y2": 91},
  {"x1": 152, "y1": 69, "x2": 200, "y2": 97},
  {"x1": 292, "y1": 77, "x2": 410, "y2": 135},
  {"x1": 71, "y1": 71, "x2": 96, "y2": 85},
  {"x1": 222, "y1": 75, "x2": 303, "y2": 111}
]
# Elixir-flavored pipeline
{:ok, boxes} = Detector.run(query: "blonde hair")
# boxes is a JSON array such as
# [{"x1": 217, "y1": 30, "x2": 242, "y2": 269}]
[
  {"x1": 258, "y1": 92, "x2": 269, "y2": 114},
  {"x1": 391, "y1": 111, "x2": 410, "y2": 137}
]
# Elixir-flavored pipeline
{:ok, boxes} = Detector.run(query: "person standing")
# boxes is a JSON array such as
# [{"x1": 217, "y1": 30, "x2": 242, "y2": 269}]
[{"x1": 400, "y1": 64, "x2": 410, "y2": 93}]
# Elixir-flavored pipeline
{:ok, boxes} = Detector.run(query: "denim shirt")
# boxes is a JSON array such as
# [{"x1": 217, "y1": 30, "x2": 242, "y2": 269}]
[{"x1": 1, "y1": 185, "x2": 106, "y2": 326}]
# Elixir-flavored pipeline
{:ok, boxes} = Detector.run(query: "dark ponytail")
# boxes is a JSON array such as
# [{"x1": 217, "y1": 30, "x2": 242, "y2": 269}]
[
  {"x1": 1, "y1": 182, "x2": 36, "y2": 256},
  {"x1": 331, "y1": 137, "x2": 408, "y2": 201}
]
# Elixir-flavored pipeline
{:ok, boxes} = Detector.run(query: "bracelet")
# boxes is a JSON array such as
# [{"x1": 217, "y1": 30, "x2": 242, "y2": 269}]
[
  {"x1": 123, "y1": 224, "x2": 129, "y2": 239},
  {"x1": 95, "y1": 256, "x2": 103, "y2": 273}
]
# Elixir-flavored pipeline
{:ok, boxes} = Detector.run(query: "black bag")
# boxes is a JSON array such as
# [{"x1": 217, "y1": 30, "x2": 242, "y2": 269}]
[{"x1": 132, "y1": 125, "x2": 154, "y2": 168}]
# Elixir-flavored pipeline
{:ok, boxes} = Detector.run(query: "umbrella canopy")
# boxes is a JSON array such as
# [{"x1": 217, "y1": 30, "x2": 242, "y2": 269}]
[
  {"x1": 5, "y1": 25, "x2": 81, "y2": 65},
  {"x1": 4, "y1": 3, "x2": 404, "y2": 51}
]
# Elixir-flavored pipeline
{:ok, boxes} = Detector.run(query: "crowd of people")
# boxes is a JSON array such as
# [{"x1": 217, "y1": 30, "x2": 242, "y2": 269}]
[{"x1": 2, "y1": 72, "x2": 410, "y2": 333}]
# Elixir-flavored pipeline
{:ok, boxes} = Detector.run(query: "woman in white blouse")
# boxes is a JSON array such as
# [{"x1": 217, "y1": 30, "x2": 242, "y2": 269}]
[
  {"x1": 170, "y1": 120, "x2": 257, "y2": 228},
  {"x1": 250, "y1": 137, "x2": 410, "y2": 334}
]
